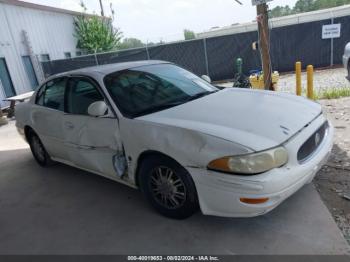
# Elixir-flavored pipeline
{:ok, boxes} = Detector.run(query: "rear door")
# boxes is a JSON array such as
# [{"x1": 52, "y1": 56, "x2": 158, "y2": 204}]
[
  {"x1": 31, "y1": 77, "x2": 68, "y2": 160},
  {"x1": 62, "y1": 76, "x2": 122, "y2": 178}
]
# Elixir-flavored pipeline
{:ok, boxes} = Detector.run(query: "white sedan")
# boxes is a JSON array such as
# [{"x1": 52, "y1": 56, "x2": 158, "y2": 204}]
[{"x1": 15, "y1": 61, "x2": 334, "y2": 219}]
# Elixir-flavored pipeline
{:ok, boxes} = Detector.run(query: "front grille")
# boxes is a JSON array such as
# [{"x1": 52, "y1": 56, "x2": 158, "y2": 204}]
[{"x1": 297, "y1": 121, "x2": 329, "y2": 163}]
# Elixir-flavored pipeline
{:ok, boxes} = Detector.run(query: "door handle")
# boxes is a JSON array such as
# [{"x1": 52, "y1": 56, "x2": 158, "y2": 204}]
[{"x1": 64, "y1": 121, "x2": 74, "y2": 129}]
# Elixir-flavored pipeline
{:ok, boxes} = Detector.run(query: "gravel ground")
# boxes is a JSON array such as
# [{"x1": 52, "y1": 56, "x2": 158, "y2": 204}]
[
  {"x1": 315, "y1": 97, "x2": 350, "y2": 244},
  {"x1": 219, "y1": 67, "x2": 350, "y2": 94},
  {"x1": 278, "y1": 67, "x2": 350, "y2": 94}
]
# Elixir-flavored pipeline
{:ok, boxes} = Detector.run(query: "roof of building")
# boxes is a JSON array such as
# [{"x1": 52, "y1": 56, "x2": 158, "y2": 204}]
[
  {"x1": 196, "y1": 4, "x2": 350, "y2": 39},
  {"x1": 0, "y1": 0, "x2": 98, "y2": 18}
]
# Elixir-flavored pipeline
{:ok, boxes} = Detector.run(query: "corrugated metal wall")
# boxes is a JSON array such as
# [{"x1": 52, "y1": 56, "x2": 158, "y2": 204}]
[{"x1": 0, "y1": 2, "x2": 77, "y2": 102}]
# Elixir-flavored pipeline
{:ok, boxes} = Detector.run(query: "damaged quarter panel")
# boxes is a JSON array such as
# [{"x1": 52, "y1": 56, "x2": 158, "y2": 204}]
[{"x1": 119, "y1": 117, "x2": 251, "y2": 185}]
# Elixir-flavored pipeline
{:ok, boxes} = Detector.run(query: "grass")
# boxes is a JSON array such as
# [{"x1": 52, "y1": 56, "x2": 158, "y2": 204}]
[{"x1": 314, "y1": 87, "x2": 350, "y2": 100}]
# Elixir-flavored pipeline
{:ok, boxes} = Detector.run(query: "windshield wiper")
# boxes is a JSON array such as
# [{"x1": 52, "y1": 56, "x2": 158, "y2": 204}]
[
  {"x1": 184, "y1": 90, "x2": 218, "y2": 102},
  {"x1": 133, "y1": 101, "x2": 185, "y2": 117}
]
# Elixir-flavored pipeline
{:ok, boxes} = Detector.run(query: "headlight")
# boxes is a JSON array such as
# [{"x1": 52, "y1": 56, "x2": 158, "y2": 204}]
[{"x1": 208, "y1": 147, "x2": 288, "y2": 175}]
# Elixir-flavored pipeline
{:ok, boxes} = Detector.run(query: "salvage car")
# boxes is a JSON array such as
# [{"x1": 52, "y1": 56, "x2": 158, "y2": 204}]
[
  {"x1": 343, "y1": 42, "x2": 350, "y2": 81},
  {"x1": 15, "y1": 61, "x2": 334, "y2": 219}
]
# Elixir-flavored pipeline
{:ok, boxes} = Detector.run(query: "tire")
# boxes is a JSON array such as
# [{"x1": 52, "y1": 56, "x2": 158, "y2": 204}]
[
  {"x1": 139, "y1": 155, "x2": 198, "y2": 219},
  {"x1": 347, "y1": 63, "x2": 350, "y2": 81},
  {"x1": 28, "y1": 130, "x2": 54, "y2": 167}
]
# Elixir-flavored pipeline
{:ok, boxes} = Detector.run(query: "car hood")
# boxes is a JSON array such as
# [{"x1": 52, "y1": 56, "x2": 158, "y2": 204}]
[{"x1": 137, "y1": 89, "x2": 322, "y2": 151}]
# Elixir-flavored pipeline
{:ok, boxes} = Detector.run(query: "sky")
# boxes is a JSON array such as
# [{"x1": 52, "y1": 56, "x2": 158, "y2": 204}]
[{"x1": 24, "y1": 0, "x2": 298, "y2": 42}]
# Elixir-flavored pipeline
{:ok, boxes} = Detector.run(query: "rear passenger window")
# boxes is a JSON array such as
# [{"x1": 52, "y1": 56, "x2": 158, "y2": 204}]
[
  {"x1": 36, "y1": 78, "x2": 66, "y2": 111},
  {"x1": 66, "y1": 78, "x2": 104, "y2": 115}
]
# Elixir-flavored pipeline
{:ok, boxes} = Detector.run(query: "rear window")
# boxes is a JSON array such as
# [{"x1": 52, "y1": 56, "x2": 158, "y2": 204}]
[{"x1": 36, "y1": 77, "x2": 66, "y2": 111}]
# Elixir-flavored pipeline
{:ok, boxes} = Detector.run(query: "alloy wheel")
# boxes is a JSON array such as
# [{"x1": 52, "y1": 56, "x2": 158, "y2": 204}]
[{"x1": 149, "y1": 166, "x2": 186, "y2": 210}]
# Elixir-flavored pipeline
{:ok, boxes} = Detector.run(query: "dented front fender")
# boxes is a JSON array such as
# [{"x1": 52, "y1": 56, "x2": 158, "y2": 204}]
[{"x1": 120, "y1": 118, "x2": 251, "y2": 184}]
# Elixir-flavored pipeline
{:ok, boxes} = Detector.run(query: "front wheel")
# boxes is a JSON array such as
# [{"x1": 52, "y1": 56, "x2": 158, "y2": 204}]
[
  {"x1": 28, "y1": 131, "x2": 54, "y2": 167},
  {"x1": 139, "y1": 155, "x2": 198, "y2": 219}
]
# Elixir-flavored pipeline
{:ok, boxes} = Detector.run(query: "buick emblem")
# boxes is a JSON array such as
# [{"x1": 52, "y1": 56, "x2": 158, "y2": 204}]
[{"x1": 315, "y1": 132, "x2": 321, "y2": 146}]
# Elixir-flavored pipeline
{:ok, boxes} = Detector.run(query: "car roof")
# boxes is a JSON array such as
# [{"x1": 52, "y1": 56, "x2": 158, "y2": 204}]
[{"x1": 48, "y1": 60, "x2": 170, "y2": 80}]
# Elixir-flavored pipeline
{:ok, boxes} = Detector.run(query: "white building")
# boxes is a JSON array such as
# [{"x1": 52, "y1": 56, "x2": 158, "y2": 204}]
[{"x1": 0, "y1": 0, "x2": 92, "y2": 106}]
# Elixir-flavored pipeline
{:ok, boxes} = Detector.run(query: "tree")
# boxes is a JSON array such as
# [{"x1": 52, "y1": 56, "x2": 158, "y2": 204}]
[
  {"x1": 293, "y1": 0, "x2": 315, "y2": 13},
  {"x1": 184, "y1": 29, "x2": 196, "y2": 40},
  {"x1": 73, "y1": 1, "x2": 122, "y2": 53},
  {"x1": 312, "y1": 0, "x2": 350, "y2": 9},
  {"x1": 118, "y1": 38, "x2": 145, "y2": 50},
  {"x1": 269, "y1": 5, "x2": 293, "y2": 18},
  {"x1": 270, "y1": 0, "x2": 350, "y2": 18}
]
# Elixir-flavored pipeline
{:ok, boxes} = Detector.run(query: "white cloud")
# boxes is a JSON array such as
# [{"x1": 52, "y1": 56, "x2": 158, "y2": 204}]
[
  {"x1": 58, "y1": 0, "x2": 83, "y2": 12},
  {"x1": 23, "y1": 0, "x2": 298, "y2": 42}
]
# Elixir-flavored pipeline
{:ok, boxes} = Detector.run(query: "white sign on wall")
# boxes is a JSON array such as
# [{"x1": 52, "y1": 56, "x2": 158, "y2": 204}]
[
  {"x1": 322, "y1": 24, "x2": 341, "y2": 39},
  {"x1": 252, "y1": 0, "x2": 273, "y2": 6}
]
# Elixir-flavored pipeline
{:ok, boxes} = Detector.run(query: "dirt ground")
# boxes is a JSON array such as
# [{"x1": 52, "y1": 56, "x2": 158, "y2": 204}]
[{"x1": 315, "y1": 97, "x2": 350, "y2": 243}]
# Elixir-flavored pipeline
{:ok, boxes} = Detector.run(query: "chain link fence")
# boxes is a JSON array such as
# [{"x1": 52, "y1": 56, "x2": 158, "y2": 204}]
[{"x1": 41, "y1": 15, "x2": 350, "y2": 82}]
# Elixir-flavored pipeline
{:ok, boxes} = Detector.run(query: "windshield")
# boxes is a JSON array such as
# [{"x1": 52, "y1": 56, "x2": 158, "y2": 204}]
[{"x1": 103, "y1": 63, "x2": 218, "y2": 118}]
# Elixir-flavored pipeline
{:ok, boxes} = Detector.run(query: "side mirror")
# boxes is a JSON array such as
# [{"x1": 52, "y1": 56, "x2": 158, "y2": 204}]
[
  {"x1": 201, "y1": 75, "x2": 212, "y2": 83},
  {"x1": 88, "y1": 101, "x2": 108, "y2": 117}
]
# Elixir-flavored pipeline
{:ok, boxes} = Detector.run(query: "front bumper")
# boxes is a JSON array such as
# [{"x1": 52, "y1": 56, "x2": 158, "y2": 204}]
[{"x1": 189, "y1": 115, "x2": 334, "y2": 217}]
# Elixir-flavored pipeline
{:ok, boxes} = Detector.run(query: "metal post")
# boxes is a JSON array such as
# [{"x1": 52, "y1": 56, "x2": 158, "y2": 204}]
[
  {"x1": 330, "y1": 36, "x2": 334, "y2": 67},
  {"x1": 296, "y1": 61, "x2": 302, "y2": 96},
  {"x1": 94, "y1": 53, "x2": 99, "y2": 66},
  {"x1": 203, "y1": 38, "x2": 210, "y2": 77},
  {"x1": 99, "y1": 0, "x2": 104, "y2": 17},
  {"x1": 307, "y1": 65, "x2": 314, "y2": 100},
  {"x1": 330, "y1": 16, "x2": 334, "y2": 67},
  {"x1": 146, "y1": 41, "x2": 150, "y2": 60}
]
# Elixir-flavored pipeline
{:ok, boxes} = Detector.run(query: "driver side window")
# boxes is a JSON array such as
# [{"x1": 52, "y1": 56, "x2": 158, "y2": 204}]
[{"x1": 65, "y1": 78, "x2": 104, "y2": 115}]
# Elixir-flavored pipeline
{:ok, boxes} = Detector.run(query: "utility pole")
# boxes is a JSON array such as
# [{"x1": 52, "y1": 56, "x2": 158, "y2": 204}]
[
  {"x1": 99, "y1": 0, "x2": 104, "y2": 17},
  {"x1": 256, "y1": 2, "x2": 273, "y2": 90}
]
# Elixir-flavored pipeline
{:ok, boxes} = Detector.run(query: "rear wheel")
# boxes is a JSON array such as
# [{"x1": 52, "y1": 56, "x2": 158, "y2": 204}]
[
  {"x1": 139, "y1": 155, "x2": 198, "y2": 219},
  {"x1": 347, "y1": 62, "x2": 350, "y2": 80},
  {"x1": 28, "y1": 131, "x2": 54, "y2": 167}
]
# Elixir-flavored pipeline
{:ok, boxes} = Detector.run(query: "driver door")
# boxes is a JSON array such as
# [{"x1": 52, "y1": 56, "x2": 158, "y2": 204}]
[{"x1": 62, "y1": 76, "x2": 122, "y2": 178}]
